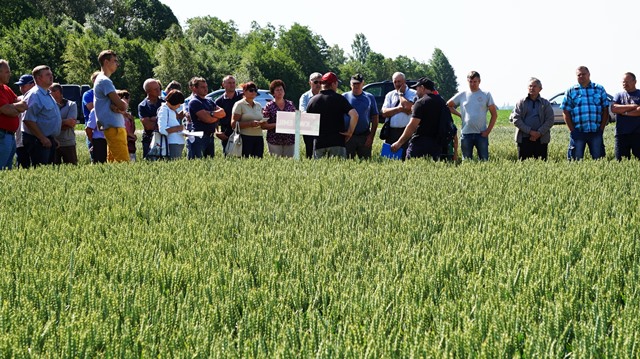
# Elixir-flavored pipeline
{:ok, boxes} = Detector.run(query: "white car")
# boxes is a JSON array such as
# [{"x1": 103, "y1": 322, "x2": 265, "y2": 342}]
[
  {"x1": 205, "y1": 89, "x2": 274, "y2": 108},
  {"x1": 548, "y1": 92, "x2": 616, "y2": 125}
]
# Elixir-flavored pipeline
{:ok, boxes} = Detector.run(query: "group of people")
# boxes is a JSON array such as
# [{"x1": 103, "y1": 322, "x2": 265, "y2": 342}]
[{"x1": 2, "y1": 51, "x2": 640, "y2": 170}]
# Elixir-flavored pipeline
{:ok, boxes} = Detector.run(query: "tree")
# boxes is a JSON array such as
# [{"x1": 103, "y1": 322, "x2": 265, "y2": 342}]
[
  {"x1": 351, "y1": 33, "x2": 370, "y2": 64},
  {"x1": 86, "y1": 0, "x2": 179, "y2": 40},
  {"x1": 277, "y1": 23, "x2": 328, "y2": 78},
  {"x1": 429, "y1": 48, "x2": 457, "y2": 100},
  {"x1": 185, "y1": 16, "x2": 238, "y2": 46},
  {"x1": 0, "y1": 18, "x2": 69, "y2": 83},
  {"x1": 153, "y1": 27, "x2": 201, "y2": 93}
]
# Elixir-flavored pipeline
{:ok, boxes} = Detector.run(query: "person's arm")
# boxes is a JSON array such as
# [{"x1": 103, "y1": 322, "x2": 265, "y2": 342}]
[
  {"x1": 108, "y1": 91, "x2": 127, "y2": 112},
  {"x1": 365, "y1": 114, "x2": 379, "y2": 148},
  {"x1": 339, "y1": 109, "x2": 359, "y2": 142},
  {"x1": 140, "y1": 116, "x2": 158, "y2": 131},
  {"x1": 563, "y1": 110, "x2": 575, "y2": 132},
  {"x1": 510, "y1": 100, "x2": 532, "y2": 134},
  {"x1": 446, "y1": 100, "x2": 461, "y2": 118},
  {"x1": 0, "y1": 101, "x2": 26, "y2": 116},
  {"x1": 600, "y1": 106, "x2": 609, "y2": 131},
  {"x1": 231, "y1": 113, "x2": 260, "y2": 129},
  {"x1": 196, "y1": 107, "x2": 224, "y2": 124},
  {"x1": 61, "y1": 104, "x2": 78, "y2": 129},
  {"x1": 536, "y1": 100, "x2": 556, "y2": 139},
  {"x1": 261, "y1": 105, "x2": 277, "y2": 130},
  {"x1": 85, "y1": 127, "x2": 94, "y2": 143},
  {"x1": 390, "y1": 117, "x2": 420, "y2": 152},
  {"x1": 481, "y1": 104, "x2": 498, "y2": 137},
  {"x1": 23, "y1": 120, "x2": 52, "y2": 148}
]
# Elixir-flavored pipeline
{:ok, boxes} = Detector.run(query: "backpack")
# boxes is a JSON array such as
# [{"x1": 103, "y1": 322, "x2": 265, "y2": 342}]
[{"x1": 436, "y1": 102, "x2": 457, "y2": 146}]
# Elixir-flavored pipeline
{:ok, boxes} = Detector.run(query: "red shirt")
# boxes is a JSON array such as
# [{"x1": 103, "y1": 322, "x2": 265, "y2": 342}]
[{"x1": 0, "y1": 84, "x2": 19, "y2": 132}]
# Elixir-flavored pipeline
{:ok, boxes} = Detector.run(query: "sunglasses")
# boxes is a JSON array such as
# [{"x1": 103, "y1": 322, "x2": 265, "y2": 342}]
[
  {"x1": 312, "y1": 80, "x2": 321, "y2": 84},
  {"x1": 246, "y1": 88, "x2": 257, "y2": 93}
]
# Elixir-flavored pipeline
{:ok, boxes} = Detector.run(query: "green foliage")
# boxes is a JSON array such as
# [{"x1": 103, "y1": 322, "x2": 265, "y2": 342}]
[
  {"x1": 0, "y1": 18, "x2": 69, "y2": 84},
  {"x1": 1, "y1": 126, "x2": 639, "y2": 356},
  {"x1": 277, "y1": 23, "x2": 328, "y2": 79},
  {"x1": 185, "y1": 16, "x2": 238, "y2": 46},
  {"x1": 430, "y1": 48, "x2": 458, "y2": 100},
  {"x1": 350, "y1": 33, "x2": 370, "y2": 64},
  {"x1": 86, "y1": 0, "x2": 179, "y2": 40}
]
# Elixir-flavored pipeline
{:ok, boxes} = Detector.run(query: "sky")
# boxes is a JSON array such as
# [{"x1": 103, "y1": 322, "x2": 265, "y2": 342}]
[{"x1": 159, "y1": 0, "x2": 639, "y2": 107}]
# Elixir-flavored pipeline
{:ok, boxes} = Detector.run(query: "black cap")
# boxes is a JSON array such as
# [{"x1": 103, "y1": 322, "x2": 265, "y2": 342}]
[
  {"x1": 410, "y1": 77, "x2": 436, "y2": 91},
  {"x1": 350, "y1": 73, "x2": 364, "y2": 83}
]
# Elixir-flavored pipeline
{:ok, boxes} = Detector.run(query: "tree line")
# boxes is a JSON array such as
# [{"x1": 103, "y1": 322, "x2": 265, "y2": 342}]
[{"x1": 0, "y1": 3, "x2": 457, "y2": 111}]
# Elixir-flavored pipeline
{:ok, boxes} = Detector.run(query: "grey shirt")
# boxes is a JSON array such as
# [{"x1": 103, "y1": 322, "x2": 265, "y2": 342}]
[{"x1": 55, "y1": 99, "x2": 77, "y2": 147}]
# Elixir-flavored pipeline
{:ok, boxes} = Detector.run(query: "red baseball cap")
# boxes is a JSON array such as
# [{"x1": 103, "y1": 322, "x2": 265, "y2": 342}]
[{"x1": 321, "y1": 72, "x2": 338, "y2": 84}]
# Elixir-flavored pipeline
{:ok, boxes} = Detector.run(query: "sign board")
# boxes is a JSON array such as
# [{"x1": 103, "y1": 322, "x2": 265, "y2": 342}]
[{"x1": 276, "y1": 111, "x2": 320, "y2": 136}]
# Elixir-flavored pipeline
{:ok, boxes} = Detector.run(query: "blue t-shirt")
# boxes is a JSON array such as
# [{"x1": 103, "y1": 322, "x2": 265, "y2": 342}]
[
  {"x1": 85, "y1": 109, "x2": 105, "y2": 139},
  {"x1": 94, "y1": 74, "x2": 124, "y2": 129},
  {"x1": 82, "y1": 89, "x2": 94, "y2": 119},
  {"x1": 343, "y1": 91, "x2": 379, "y2": 134},
  {"x1": 188, "y1": 95, "x2": 217, "y2": 133},
  {"x1": 613, "y1": 89, "x2": 640, "y2": 135}
]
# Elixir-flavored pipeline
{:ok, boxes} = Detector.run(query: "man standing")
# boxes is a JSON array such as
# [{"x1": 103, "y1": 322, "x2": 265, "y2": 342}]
[
  {"x1": 138, "y1": 78, "x2": 164, "y2": 158},
  {"x1": 611, "y1": 72, "x2": 640, "y2": 160},
  {"x1": 214, "y1": 75, "x2": 243, "y2": 154},
  {"x1": 510, "y1": 78, "x2": 554, "y2": 160},
  {"x1": 94, "y1": 49, "x2": 129, "y2": 162},
  {"x1": 382, "y1": 72, "x2": 416, "y2": 160},
  {"x1": 561, "y1": 66, "x2": 609, "y2": 160},
  {"x1": 447, "y1": 71, "x2": 497, "y2": 161},
  {"x1": 390, "y1": 77, "x2": 448, "y2": 160},
  {"x1": 82, "y1": 71, "x2": 99, "y2": 161},
  {"x1": 187, "y1": 77, "x2": 225, "y2": 159},
  {"x1": 306, "y1": 72, "x2": 358, "y2": 159},
  {"x1": 0, "y1": 60, "x2": 28, "y2": 170},
  {"x1": 50, "y1": 83, "x2": 78, "y2": 165},
  {"x1": 342, "y1": 73, "x2": 379, "y2": 159},
  {"x1": 22, "y1": 65, "x2": 61, "y2": 166},
  {"x1": 13, "y1": 73, "x2": 34, "y2": 168},
  {"x1": 299, "y1": 72, "x2": 323, "y2": 158}
]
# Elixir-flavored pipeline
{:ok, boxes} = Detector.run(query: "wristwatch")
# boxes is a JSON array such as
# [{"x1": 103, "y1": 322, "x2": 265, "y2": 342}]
[{"x1": 210, "y1": 111, "x2": 215, "y2": 117}]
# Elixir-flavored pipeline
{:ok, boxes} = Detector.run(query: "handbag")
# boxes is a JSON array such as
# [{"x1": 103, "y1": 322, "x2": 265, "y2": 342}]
[
  {"x1": 147, "y1": 131, "x2": 169, "y2": 160},
  {"x1": 379, "y1": 119, "x2": 390, "y2": 140},
  {"x1": 225, "y1": 121, "x2": 243, "y2": 157}
]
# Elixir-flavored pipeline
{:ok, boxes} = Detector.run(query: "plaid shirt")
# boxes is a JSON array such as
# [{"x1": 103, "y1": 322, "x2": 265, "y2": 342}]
[{"x1": 560, "y1": 82, "x2": 609, "y2": 132}]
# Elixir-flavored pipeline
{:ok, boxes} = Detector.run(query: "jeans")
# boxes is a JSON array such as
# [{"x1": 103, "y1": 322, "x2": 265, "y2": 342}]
[
  {"x1": 460, "y1": 133, "x2": 489, "y2": 161},
  {"x1": 0, "y1": 132, "x2": 16, "y2": 170},
  {"x1": 189, "y1": 135, "x2": 215, "y2": 159},
  {"x1": 22, "y1": 132, "x2": 55, "y2": 167},
  {"x1": 615, "y1": 133, "x2": 640, "y2": 160},
  {"x1": 314, "y1": 146, "x2": 346, "y2": 159},
  {"x1": 567, "y1": 129, "x2": 604, "y2": 160}
]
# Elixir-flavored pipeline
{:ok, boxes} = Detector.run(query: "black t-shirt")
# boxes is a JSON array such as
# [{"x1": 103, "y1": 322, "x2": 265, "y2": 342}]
[
  {"x1": 214, "y1": 91, "x2": 243, "y2": 133},
  {"x1": 306, "y1": 89, "x2": 354, "y2": 149},
  {"x1": 412, "y1": 93, "x2": 446, "y2": 138}
]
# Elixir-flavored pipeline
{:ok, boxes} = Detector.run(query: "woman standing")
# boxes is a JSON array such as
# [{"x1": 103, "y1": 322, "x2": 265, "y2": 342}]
[
  {"x1": 231, "y1": 82, "x2": 266, "y2": 158},
  {"x1": 158, "y1": 90, "x2": 186, "y2": 159},
  {"x1": 262, "y1": 79, "x2": 295, "y2": 157}
]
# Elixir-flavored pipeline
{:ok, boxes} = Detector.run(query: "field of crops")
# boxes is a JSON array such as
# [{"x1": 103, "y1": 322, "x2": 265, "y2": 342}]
[{"x1": 1, "y1": 121, "x2": 639, "y2": 357}]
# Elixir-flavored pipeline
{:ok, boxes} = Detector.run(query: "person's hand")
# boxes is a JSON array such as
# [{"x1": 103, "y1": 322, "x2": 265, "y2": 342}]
[
  {"x1": 364, "y1": 135, "x2": 374, "y2": 148},
  {"x1": 215, "y1": 132, "x2": 229, "y2": 141},
  {"x1": 260, "y1": 121, "x2": 269, "y2": 130},
  {"x1": 390, "y1": 142, "x2": 401, "y2": 152},
  {"x1": 39, "y1": 136, "x2": 52, "y2": 148},
  {"x1": 252, "y1": 120, "x2": 261, "y2": 128},
  {"x1": 529, "y1": 130, "x2": 541, "y2": 141},
  {"x1": 339, "y1": 131, "x2": 353, "y2": 143},
  {"x1": 480, "y1": 129, "x2": 491, "y2": 138}
]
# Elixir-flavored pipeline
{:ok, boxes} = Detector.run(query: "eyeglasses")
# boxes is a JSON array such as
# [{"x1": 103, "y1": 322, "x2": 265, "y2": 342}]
[
  {"x1": 246, "y1": 88, "x2": 257, "y2": 93},
  {"x1": 312, "y1": 80, "x2": 321, "y2": 84},
  {"x1": 120, "y1": 94, "x2": 130, "y2": 99}
]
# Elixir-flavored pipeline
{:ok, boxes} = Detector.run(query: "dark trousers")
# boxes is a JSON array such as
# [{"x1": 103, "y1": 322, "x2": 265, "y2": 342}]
[
  {"x1": 345, "y1": 133, "x2": 372, "y2": 159},
  {"x1": 385, "y1": 127, "x2": 408, "y2": 161},
  {"x1": 615, "y1": 133, "x2": 640, "y2": 160},
  {"x1": 54, "y1": 145, "x2": 78, "y2": 165},
  {"x1": 22, "y1": 132, "x2": 55, "y2": 167},
  {"x1": 142, "y1": 130, "x2": 153, "y2": 159},
  {"x1": 241, "y1": 134, "x2": 264, "y2": 158},
  {"x1": 189, "y1": 135, "x2": 215, "y2": 159},
  {"x1": 303, "y1": 135, "x2": 317, "y2": 159},
  {"x1": 407, "y1": 136, "x2": 444, "y2": 161},
  {"x1": 16, "y1": 146, "x2": 31, "y2": 168},
  {"x1": 91, "y1": 138, "x2": 107, "y2": 163},
  {"x1": 517, "y1": 139, "x2": 548, "y2": 161}
]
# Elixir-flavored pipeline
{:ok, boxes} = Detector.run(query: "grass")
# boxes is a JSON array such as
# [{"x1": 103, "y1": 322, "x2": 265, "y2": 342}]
[{"x1": 1, "y1": 121, "x2": 638, "y2": 357}]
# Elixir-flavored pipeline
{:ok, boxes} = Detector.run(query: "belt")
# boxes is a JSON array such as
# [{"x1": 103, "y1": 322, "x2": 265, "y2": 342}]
[
  {"x1": 0, "y1": 129, "x2": 16, "y2": 135},
  {"x1": 354, "y1": 130, "x2": 370, "y2": 136}
]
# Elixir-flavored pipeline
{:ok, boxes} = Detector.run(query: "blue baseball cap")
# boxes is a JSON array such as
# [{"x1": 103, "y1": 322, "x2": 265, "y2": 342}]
[{"x1": 15, "y1": 74, "x2": 34, "y2": 86}]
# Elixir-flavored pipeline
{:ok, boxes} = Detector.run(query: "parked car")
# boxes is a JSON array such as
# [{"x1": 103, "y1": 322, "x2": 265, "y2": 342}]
[
  {"x1": 205, "y1": 89, "x2": 275, "y2": 108},
  {"x1": 362, "y1": 80, "x2": 417, "y2": 119},
  {"x1": 548, "y1": 92, "x2": 616, "y2": 125}
]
